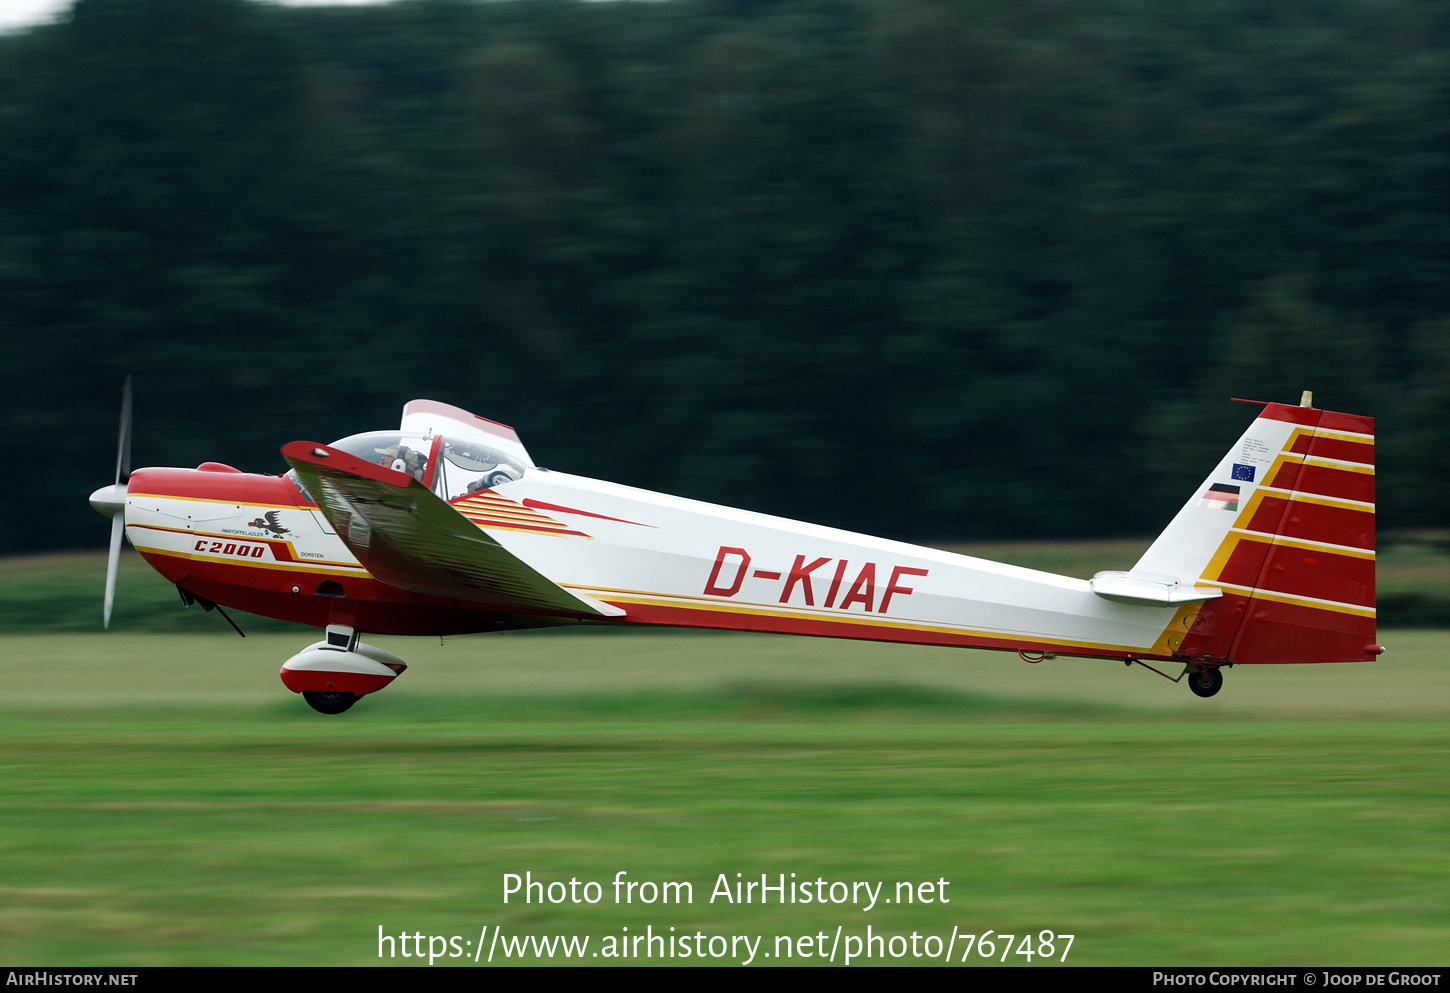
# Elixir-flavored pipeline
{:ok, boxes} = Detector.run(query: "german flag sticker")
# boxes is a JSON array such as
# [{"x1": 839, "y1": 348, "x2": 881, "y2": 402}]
[{"x1": 1199, "y1": 482, "x2": 1240, "y2": 511}]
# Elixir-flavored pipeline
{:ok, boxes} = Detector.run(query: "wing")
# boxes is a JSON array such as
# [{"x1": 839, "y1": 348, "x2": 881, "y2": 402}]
[{"x1": 282, "y1": 441, "x2": 621, "y2": 618}]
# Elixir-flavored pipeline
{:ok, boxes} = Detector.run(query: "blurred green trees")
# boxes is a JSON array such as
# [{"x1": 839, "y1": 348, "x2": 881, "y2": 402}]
[{"x1": 2, "y1": 0, "x2": 1448, "y2": 552}]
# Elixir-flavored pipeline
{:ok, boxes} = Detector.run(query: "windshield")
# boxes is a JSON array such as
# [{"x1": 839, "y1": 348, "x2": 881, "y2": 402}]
[
  {"x1": 435, "y1": 437, "x2": 526, "y2": 498},
  {"x1": 325, "y1": 430, "x2": 525, "y2": 498},
  {"x1": 328, "y1": 431, "x2": 434, "y2": 483},
  {"x1": 284, "y1": 468, "x2": 315, "y2": 504}
]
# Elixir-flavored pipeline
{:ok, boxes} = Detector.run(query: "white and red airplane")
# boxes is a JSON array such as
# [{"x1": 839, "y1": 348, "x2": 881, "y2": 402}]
[{"x1": 89, "y1": 386, "x2": 1381, "y2": 713}]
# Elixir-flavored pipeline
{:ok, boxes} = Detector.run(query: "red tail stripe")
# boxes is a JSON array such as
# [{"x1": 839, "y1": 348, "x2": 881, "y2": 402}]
[
  {"x1": 1266, "y1": 462, "x2": 1374, "y2": 503},
  {"x1": 1241, "y1": 496, "x2": 1374, "y2": 549},
  {"x1": 1280, "y1": 500, "x2": 1375, "y2": 550},
  {"x1": 1317, "y1": 411, "x2": 1374, "y2": 435},
  {"x1": 1217, "y1": 538, "x2": 1277, "y2": 589},
  {"x1": 1307, "y1": 436, "x2": 1374, "y2": 466},
  {"x1": 1295, "y1": 463, "x2": 1375, "y2": 504},
  {"x1": 1217, "y1": 406, "x2": 1377, "y2": 665},
  {"x1": 1267, "y1": 461, "x2": 1300, "y2": 491},
  {"x1": 1242, "y1": 496, "x2": 1293, "y2": 537},
  {"x1": 1256, "y1": 404, "x2": 1321, "y2": 426},
  {"x1": 1179, "y1": 591, "x2": 1249, "y2": 660},
  {"x1": 1216, "y1": 536, "x2": 1372, "y2": 606},
  {"x1": 1229, "y1": 597, "x2": 1377, "y2": 664},
  {"x1": 1255, "y1": 545, "x2": 1375, "y2": 607}
]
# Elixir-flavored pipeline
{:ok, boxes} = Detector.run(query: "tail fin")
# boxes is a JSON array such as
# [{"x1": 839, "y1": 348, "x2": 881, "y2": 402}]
[{"x1": 1132, "y1": 400, "x2": 1378, "y2": 664}]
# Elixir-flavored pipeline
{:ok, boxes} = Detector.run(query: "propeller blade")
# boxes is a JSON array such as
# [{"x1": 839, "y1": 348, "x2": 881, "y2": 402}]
[
  {"x1": 103, "y1": 513, "x2": 124, "y2": 629},
  {"x1": 115, "y1": 374, "x2": 132, "y2": 485}
]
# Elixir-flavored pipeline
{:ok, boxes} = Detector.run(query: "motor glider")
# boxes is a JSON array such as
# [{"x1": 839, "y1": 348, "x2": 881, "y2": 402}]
[{"x1": 89, "y1": 385, "x2": 1380, "y2": 713}]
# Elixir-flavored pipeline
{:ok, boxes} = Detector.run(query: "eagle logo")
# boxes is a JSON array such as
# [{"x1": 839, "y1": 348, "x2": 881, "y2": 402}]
[{"x1": 248, "y1": 510, "x2": 290, "y2": 536}]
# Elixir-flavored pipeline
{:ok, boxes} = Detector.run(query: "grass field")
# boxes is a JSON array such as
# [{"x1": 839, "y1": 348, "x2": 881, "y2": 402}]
[{"x1": 1, "y1": 625, "x2": 1447, "y2": 966}]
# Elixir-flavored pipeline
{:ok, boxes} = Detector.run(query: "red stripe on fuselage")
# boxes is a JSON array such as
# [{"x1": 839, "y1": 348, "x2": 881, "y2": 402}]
[
  {"x1": 521, "y1": 498, "x2": 655, "y2": 527},
  {"x1": 617, "y1": 600, "x2": 1174, "y2": 662},
  {"x1": 146, "y1": 550, "x2": 536, "y2": 635}
]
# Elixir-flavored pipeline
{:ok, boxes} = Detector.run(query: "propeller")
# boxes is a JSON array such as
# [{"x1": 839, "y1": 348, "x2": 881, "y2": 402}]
[{"x1": 88, "y1": 375, "x2": 132, "y2": 629}]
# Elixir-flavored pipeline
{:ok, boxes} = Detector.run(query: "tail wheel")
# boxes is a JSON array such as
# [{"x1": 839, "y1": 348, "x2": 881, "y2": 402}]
[
  {"x1": 303, "y1": 690, "x2": 358, "y2": 715},
  {"x1": 1188, "y1": 667, "x2": 1224, "y2": 699}
]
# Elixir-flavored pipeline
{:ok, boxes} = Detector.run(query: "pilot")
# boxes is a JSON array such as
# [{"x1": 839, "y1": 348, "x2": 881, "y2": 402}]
[{"x1": 374, "y1": 443, "x2": 428, "y2": 482}]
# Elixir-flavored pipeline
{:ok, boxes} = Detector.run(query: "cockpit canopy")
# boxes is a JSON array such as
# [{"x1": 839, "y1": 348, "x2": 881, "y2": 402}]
[{"x1": 324, "y1": 430, "x2": 526, "y2": 500}]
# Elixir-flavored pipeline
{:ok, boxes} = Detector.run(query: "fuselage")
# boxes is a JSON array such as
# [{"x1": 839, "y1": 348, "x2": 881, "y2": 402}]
[{"x1": 124, "y1": 462, "x2": 1195, "y2": 662}]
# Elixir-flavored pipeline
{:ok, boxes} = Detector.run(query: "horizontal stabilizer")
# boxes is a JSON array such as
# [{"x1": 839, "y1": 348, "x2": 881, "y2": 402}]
[
  {"x1": 282, "y1": 441, "x2": 619, "y2": 618},
  {"x1": 1089, "y1": 572, "x2": 1222, "y2": 607}
]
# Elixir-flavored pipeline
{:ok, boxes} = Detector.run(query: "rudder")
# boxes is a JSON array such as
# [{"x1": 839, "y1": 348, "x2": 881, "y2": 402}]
[{"x1": 1133, "y1": 400, "x2": 1379, "y2": 665}]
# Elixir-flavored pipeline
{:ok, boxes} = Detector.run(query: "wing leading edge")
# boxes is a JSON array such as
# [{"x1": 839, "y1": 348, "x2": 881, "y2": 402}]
[{"x1": 282, "y1": 441, "x2": 622, "y2": 619}]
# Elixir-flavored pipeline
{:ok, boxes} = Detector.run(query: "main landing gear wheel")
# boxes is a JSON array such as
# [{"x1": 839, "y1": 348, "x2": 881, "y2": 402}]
[
  {"x1": 1188, "y1": 667, "x2": 1224, "y2": 699},
  {"x1": 303, "y1": 690, "x2": 358, "y2": 715}
]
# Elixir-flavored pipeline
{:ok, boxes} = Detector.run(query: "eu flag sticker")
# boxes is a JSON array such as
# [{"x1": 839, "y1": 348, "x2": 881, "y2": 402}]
[{"x1": 1231, "y1": 463, "x2": 1256, "y2": 482}]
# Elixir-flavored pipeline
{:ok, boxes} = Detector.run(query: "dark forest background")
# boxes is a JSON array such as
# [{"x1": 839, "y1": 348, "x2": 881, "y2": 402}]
[{"x1": 3, "y1": 0, "x2": 1448, "y2": 555}]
